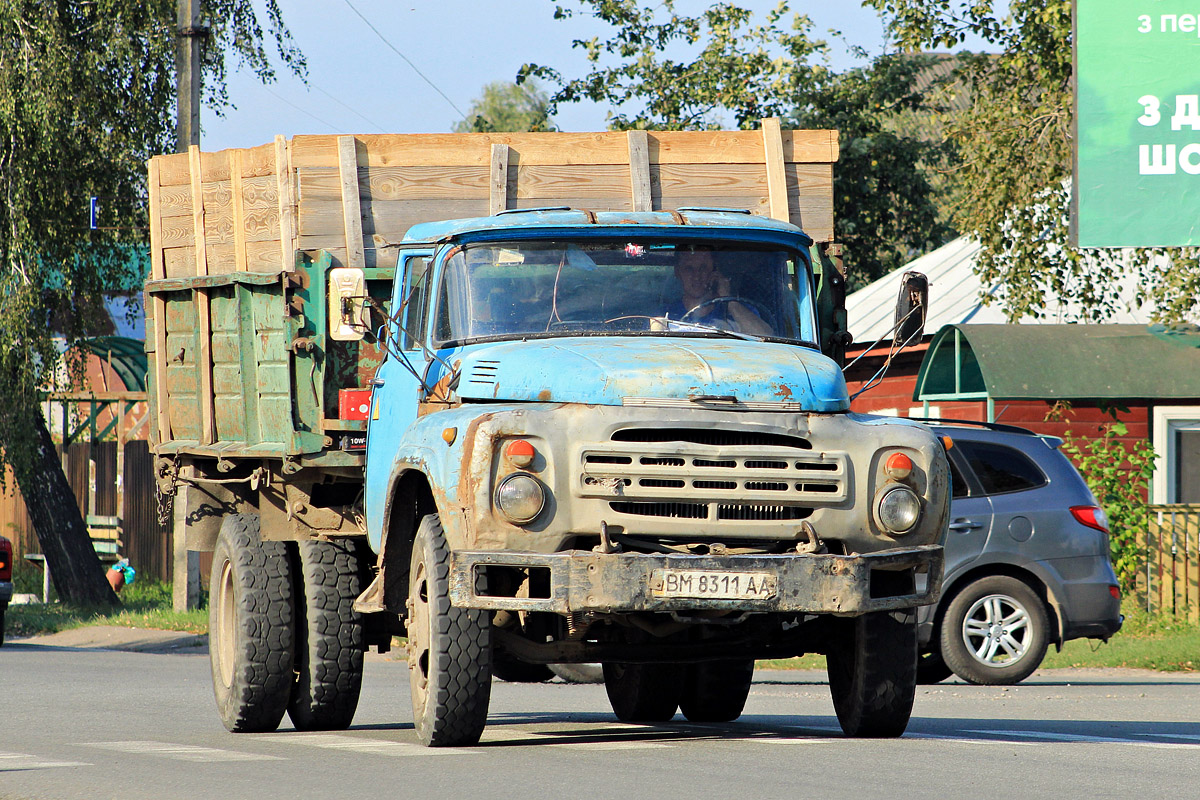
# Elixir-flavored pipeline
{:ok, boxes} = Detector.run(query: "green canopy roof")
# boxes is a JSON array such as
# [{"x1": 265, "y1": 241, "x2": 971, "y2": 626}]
[
  {"x1": 80, "y1": 336, "x2": 147, "y2": 392},
  {"x1": 914, "y1": 324, "x2": 1200, "y2": 402}
]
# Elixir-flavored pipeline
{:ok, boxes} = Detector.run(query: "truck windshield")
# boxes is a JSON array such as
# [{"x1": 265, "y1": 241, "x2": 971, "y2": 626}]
[{"x1": 432, "y1": 239, "x2": 817, "y2": 345}]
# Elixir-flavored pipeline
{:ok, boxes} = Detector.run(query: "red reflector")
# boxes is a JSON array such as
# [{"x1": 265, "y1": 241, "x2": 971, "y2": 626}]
[
  {"x1": 339, "y1": 388, "x2": 372, "y2": 420},
  {"x1": 1109, "y1": 585, "x2": 1120, "y2": 600},
  {"x1": 506, "y1": 439, "x2": 536, "y2": 467},
  {"x1": 885, "y1": 452, "x2": 914, "y2": 479},
  {"x1": 1070, "y1": 505, "x2": 1109, "y2": 532}
]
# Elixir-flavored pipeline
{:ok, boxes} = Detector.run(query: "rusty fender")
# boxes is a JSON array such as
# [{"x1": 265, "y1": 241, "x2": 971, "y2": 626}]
[{"x1": 448, "y1": 545, "x2": 943, "y2": 616}]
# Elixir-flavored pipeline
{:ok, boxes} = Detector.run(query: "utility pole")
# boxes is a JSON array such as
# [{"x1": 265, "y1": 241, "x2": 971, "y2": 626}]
[
  {"x1": 176, "y1": 0, "x2": 204, "y2": 152},
  {"x1": 174, "y1": 0, "x2": 203, "y2": 611}
]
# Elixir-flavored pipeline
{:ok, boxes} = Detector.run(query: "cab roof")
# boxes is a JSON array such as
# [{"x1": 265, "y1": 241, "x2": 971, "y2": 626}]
[{"x1": 400, "y1": 208, "x2": 814, "y2": 247}]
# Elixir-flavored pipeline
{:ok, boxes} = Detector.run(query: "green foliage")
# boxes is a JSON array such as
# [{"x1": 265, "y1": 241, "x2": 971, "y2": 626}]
[
  {"x1": 864, "y1": 0, "x2": 1200, "y2": 322},
  {"x1": 520, "y1": 1, "x2": 956, "y2": 287},
  {"x1": 0, "y1": 2, "x2": 302, "y2": 485},
  {"x1": 453, "y1": 80, "x2": 555, "y2": 133},
  {"x1": 1050, "y1": 405, "x2": 1156, "y2": 592}
]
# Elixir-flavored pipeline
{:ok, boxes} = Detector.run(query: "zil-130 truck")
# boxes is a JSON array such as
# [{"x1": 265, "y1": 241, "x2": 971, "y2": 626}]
[{"x1": 146, "y1": 121, "x2": 948, "y2": 746}]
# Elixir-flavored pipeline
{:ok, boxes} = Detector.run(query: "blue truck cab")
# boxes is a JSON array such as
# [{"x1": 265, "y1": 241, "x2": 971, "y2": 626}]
[{"x1": 349, "y1": 209, "x2": 949, "y2": 744}]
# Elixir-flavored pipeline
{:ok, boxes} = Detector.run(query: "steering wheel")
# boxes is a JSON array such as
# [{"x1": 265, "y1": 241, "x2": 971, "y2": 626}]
[{"x1": 682, "y1": 296, "x2": 776, "y2": 330}]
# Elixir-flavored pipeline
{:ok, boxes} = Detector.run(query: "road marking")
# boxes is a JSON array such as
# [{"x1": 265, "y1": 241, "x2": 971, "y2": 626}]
[
  {"x1": 963, "y1": 730, "x2": 1200, "y2": 750},
  {"x1": 907, "y1": 733, "x2": 1039, "y2": 747},
  {"x1": 83, "y1": 741, "x2": 282, "y2": 762},
  {"x1": 0, "y1": 751, "x2": 91, "y2": 771},
  {"x1": 544, "y1": 740, "x2": 672, "y2": 750},
  {"x1": 257, "y1": 734, "x2": 475, "y2": 756}
]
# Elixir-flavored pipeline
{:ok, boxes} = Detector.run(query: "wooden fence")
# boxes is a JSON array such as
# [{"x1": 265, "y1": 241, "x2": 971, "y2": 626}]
[
  {"x1": 1139, "y1": 505, "x2": 1200, "y2": 622},
  {"x1": 1, "y1": 441, "x2": 171, "y2": 583}
]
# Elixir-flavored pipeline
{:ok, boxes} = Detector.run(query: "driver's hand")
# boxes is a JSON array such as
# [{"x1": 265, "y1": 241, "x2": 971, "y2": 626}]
[{"x1": 714, "y1": 272, "x2": 732, "y2": 296}]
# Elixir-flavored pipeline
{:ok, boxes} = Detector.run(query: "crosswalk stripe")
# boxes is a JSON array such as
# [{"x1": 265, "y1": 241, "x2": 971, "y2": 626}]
[
  {"x1": 256, "y1": 734, "x2": 475, "y2": 756},
  {"x1": 962, "y1": 729, "x2": 1200, "y2": 750},
  {"x1": 83, "y1": 741, "x2": 282, "y2": 762},
  {"x1": 0, "y1": 751, "x2": 91, "y2": 771}
]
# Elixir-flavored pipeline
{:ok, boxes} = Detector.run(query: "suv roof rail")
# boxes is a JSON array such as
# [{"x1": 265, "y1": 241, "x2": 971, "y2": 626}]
[{"x1": 908, "y1": 417, "x2": 1037, "y2": 436}]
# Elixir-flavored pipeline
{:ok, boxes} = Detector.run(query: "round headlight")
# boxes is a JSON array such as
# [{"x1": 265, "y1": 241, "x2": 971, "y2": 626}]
[
  {"x1": 877, "y1": 486, "x2": 921, "y2": 534},
  {"x1": 495, "y1": 473, "x2": 545, "y2": 524}
]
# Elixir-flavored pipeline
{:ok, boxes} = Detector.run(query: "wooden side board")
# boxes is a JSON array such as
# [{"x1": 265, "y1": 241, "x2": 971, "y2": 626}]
[{"x1": 147, "y1": 121, "x2": 839, "y2": 280}]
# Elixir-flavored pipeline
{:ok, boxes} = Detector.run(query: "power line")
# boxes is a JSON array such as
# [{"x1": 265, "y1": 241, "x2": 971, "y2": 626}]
[
  {"x1": 311, "y1": 85, "x2": 388, "y2": 133},
  {"x1": 341, "y1": 0, "x2": 467, "y2": 118},
  {"x1": 261, "y1": 85, "x2": 344, "y2": 133}
]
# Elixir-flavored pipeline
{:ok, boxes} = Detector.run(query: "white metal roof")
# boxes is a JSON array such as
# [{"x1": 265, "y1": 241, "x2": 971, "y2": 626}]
[{"x1": 845, "y1": 236, "x2": 1155, "y2": 347}]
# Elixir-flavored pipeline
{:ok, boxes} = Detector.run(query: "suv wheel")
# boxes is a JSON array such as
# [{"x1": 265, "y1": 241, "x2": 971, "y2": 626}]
[{"x1": 941, "y1": 575, "x2": 1049, "y2": 685}]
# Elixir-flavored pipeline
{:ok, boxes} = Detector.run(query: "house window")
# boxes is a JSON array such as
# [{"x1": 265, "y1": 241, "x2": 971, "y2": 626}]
[{"x1": 1152, "y1": 406, "x2": 1200, "y2": 504}]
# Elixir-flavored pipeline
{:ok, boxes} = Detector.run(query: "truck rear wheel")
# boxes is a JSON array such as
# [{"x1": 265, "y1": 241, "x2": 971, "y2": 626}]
[
  {"x1": 287, "y1": 539, "x2": 364, "y2": 731},
  {"x1": 826, "y1": 607, "x2": 918, "y2": 738},
  {"x1": 678, "y1": 659, "x2": 755, "y2": 722},
  {"x1": 603, "y1": 662, "x2": 681, "y2": 722},
  {"x1": 209, "y1": 514, "x2": 295, "y2": 733},
  {"x1": 407, "y1": 514, "x2": 491, "y2": 746}
]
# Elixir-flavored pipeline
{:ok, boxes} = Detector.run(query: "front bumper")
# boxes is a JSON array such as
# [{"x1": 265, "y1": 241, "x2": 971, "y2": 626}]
[{"x1": 449, "y1": 544, "x2": 943, "y2": 616}]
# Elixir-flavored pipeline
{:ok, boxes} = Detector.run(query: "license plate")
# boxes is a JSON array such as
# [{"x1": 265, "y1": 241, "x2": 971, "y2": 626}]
[{"x1": 650, "y1": 569, "x2": 777, "y2": 600}]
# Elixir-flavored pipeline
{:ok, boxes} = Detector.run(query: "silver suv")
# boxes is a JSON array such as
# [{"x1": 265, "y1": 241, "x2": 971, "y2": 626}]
[{"x1": 916, "y1": 420, "x2": 1123, "y2": 685}]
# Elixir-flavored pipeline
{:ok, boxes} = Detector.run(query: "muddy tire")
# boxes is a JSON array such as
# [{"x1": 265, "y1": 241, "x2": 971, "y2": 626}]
[
  {"x1": 208, "y1": 514, "x2": 294, "y2": 733},
  {"x1": 940, "y1": 576, "x2": 1049, "y2": 686},
  {"x1": 408, "y1": 514, "x2": 491, "y2": 746},
  {"x1": 0, "y1": 603, "x2": 6, "y2": 647},
  {"x1": 826, "y1": 607, "x2": 918, "y2": 738},
  {"x1": 603, "y1": 662, "x2": 681, "y2": 722},
  {"x1": 287, "y1": 539, "x2": 364, "y2": 731},
  {"x1": 678, "y1": 659, "x2": 755, "y2": 723},
  {"x1": 492, "y1": 648, "x2": 554, "y2": 683}
]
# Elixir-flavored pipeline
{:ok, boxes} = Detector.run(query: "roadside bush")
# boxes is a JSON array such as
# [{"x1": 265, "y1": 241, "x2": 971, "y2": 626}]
[{"x1": 1049, "y1": 404, "x2": 1155, "y2": 593}]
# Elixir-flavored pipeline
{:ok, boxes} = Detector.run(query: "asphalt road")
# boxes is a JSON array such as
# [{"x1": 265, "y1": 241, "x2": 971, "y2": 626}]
[{"x1": 2, "y1": 637, "x2": 1198, "y2": 800}]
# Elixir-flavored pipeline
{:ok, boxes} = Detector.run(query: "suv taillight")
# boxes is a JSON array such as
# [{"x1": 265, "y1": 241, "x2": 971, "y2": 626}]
[
  {"x1": 1070, "y1": 505, "x2": 1109, "y2": 532},
  {"x1": 0, "y1": 538, "x2": 12, "y2": 581}
]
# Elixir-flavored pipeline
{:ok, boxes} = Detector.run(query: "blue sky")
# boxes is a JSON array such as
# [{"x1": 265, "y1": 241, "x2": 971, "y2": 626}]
[{"x1": 202, "y1": 1, "x2": 896, "y2": 150}]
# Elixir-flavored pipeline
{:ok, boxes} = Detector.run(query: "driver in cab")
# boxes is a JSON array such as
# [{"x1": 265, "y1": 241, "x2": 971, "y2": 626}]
[{"x1": 665, "y1": 248, "x2": 772, "y2": 336}]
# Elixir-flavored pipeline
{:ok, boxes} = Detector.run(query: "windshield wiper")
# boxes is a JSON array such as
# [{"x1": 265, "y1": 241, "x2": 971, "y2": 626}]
[{"x1": 667, "y1": 320, "x2": 764, "y2": 342}]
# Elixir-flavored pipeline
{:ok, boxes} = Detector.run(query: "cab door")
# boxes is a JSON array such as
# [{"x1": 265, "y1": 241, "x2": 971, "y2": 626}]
[{"x1": 364, "y1": 250, "x2": 433, "y2": 549}]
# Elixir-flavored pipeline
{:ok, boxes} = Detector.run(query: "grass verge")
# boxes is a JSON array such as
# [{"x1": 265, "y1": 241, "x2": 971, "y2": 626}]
[
  {"x1": 756, "y1": 610, "x2": 1198, "y2": 674},
  {"x1": 5, "y1": 580, "x2": 207, "y2": 639}
]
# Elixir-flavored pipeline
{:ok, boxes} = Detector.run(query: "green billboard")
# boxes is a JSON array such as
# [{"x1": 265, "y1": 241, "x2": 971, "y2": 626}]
[{"x1": 1075, "y1": 0, "x2": 1200, "y2": 246}]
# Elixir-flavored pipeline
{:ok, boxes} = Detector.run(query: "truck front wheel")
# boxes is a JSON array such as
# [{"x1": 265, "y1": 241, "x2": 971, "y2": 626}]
[
  {"x1": 209, "y1": 514, "x2": 295, "y2": 733},
  {"x1": 826, "y1": 607, "x2": 918, "y2": 738},
  {"x1": 678, "y1": 659, "x2": 755, "y2": 723},
  {"x1": 603, "y1": 662, "x2": 681, "y2": 722},
  {"x1": 287, "y1": 539, "x2": 364, "y2": 731},
  {"x1": 407, "y1": 514, "x2": 492, "y2": 746}
]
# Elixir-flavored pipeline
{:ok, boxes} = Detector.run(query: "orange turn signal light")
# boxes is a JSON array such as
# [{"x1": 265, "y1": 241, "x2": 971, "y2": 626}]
[
  {"x1": 506, "y1": 439, "x2": 536, "y2": 468},
  {"x1": 885, "y1": 452, "x2": 914, "y2": 480}
]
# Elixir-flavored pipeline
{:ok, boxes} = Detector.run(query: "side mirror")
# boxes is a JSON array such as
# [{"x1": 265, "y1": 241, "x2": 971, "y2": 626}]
[
  {"x1": 329, "y1": 267, "x2": 368, "y2": 341},
  {"x1": 894, "y1": 271, "x2": 928, "y2": 346}
]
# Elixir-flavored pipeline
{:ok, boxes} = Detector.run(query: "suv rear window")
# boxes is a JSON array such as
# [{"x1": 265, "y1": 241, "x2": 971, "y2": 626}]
[{"x1": 955, "y1": 440, "x2": 1047, "y2": 495}]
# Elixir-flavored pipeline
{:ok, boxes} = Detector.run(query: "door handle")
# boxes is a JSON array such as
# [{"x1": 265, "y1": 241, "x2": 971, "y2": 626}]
[
  {"x1": 948, "y1": 519, "x2": 983, "y2": 533},
  {"x1": 370, "y1": 377, "x2": 386, "y2": 387}
]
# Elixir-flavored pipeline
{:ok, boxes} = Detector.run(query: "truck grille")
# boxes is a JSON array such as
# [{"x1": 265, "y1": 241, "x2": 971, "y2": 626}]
[{"x1": 576, "y1": 428, "x2": 848, "y2": 523}]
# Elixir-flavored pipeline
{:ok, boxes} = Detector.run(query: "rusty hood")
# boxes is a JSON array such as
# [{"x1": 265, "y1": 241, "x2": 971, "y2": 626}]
[{"x1": 454, "y1": 337, "x2": 849, "y2": 411}]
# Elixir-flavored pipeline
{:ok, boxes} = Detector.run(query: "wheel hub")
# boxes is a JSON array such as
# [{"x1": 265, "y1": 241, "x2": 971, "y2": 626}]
[{"x1": 963, "y1": 593, "x2": 1031, "y2": 666}]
